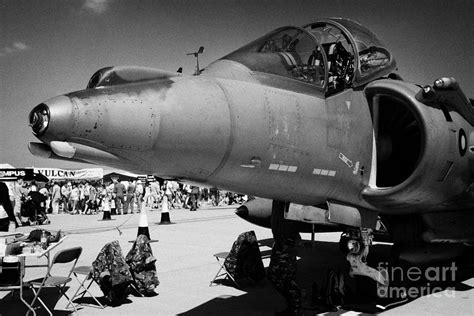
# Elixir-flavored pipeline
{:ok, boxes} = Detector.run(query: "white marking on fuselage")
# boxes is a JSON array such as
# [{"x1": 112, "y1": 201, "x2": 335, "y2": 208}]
[
  {"x1": 288, "y1": 166, "x2": 298, "y2": 173},
  {"x1": 339, "y1": 153, "x2": 353, "y2": 168},
  {"x1": 353, "y1": 161, "x2": 360, "y2": 175},
  {"x1": 346, "y1": 100, "x2": 351, "y2": 110},
  {"x1": 269, "y1": 163, "x2": 279, "y2": 170},
  {"x1": 268, "y1": 163, "x2": 298, "y2": 173},
  {"x1": 312, "y1": 168, "x2": 336, "y2": 177},
  {"x1": 278, "y1": 164, "x2": 289, "y2": 171}
]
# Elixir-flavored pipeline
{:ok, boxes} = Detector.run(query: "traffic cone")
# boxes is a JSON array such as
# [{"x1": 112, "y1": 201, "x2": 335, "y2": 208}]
[
  {"x1": 159, "y1": 195, "x2": 172, "y2": 224},
  {"x1": 99, "y1": 198, "x2": 114, "y2": 221},
  {"x1": 137, "y1": 205, "x2": 151, "y2": 239},
  {"x1": 134, "y1": 204, "x2": 159, "y2": 243},
  {"x1": 102, "y1": 208, "x2": 112, "y2": 220}
]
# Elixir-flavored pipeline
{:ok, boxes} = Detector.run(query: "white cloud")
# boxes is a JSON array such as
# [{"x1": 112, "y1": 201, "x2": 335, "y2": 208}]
[
  {"x1": 13, "y1": 42, "x2": 29, "y2": 51},
  {"x1": 83, "y1": 0, "x2": 112, "y2": 14},
  {"x1": 0, "y1": 41, "x2": 30, "y2": 57}
]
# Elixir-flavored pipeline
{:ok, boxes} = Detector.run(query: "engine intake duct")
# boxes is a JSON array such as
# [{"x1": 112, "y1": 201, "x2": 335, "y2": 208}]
[{"x1": 366, "y1": 81, "x2": 424, "y2": 188}]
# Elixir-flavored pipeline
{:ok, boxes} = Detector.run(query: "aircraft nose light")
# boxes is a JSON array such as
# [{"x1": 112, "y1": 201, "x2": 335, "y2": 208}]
[{"x1": 29, "y1": 103, "x2": 50, "y2": 136}]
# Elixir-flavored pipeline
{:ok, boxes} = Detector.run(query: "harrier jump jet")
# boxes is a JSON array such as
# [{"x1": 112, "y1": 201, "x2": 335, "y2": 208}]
[{"x1": 28, "y1": 18, "x2": 473, "y2": 286}]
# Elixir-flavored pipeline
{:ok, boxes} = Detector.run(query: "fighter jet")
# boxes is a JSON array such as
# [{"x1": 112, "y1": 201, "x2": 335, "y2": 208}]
[{"x1": 28, "y1": 18, "x2": 473, "y2": 286}]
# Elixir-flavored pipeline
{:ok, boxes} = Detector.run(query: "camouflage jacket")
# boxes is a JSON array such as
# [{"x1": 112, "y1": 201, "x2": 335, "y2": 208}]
[
  {"x1": 126, "y1": 234, "x2": 159, "y2": 295},
  {"x1": 92, "y1": 240, "x2": 132, "y2": 304}
]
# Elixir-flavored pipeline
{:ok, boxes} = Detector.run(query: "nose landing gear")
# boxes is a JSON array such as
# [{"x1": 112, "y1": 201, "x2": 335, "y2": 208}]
[{"x1": 342, "y1": 228, "x2": 389, "y2": 288}]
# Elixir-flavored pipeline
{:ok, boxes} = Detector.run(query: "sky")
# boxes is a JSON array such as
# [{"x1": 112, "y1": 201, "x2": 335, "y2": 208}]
[{"x1": 1, "y1": 0, "x2": 472, "y2": 171}]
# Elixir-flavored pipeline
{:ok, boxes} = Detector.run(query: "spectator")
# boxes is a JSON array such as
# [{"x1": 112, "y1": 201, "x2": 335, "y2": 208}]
[
  {"x1": 113, "y1": 178, "x2": 126, "y2": 215},
  {"x1": 22, "y1": 190, "x2": 49, "y2": 225},
  {"x1": 124, "y1": 180, "x2": 136, "y2": 214},
  {"x1": 29, "y1": 181, "x2": 38, "y2": 192},
  {"x1": 70, "y1": 184, "x2": 80, "y2": 214},
  {"x1": 182, "y1": 184, "x2": 191, "y2": 209},
  {"x1": 39, "y1": 185, "x2": 50, "y2": 212},
  {"x1": 190, "y1": 186, "x2": 199, "y2": 211},
  {"x1": 97, "y1": 184, "x2": 107, "y2": 211},
  {"x1": 83, "y1": 182, "x2": 90, "y2": 211},
  {"x1": 0, "y1": 181, "x2": 18, "y2": 231},
  {"x1": 144, "y1": 184, "x2": 154, "y2": 208},
  {"x1": 51, "y1": 181, "x2": 61, "y2": 214},
  {"x1": 135, "y1": 180, "x2": 144, "y2": 212},
  {"x1": 209, "y1": 187, "x2": 219, "y2": 206},
  {"x1": 13, "y1": 178, "x2": 26, "y2": 223},
  {"x1": 61, "y1": 182, "x2": 72, "y2": 213},
  {"x1": 85, "y1": 183, "x2": 98, "y2": 215},
  {"x1": 78, "y1": 183, "x2": 85, "y2": 214},
  {"x1": 164, "y1": 181, "x2": 176, "y2": 209},
  {"x1": 149, "y1": 181, "x2": 160, "y2": 209}
]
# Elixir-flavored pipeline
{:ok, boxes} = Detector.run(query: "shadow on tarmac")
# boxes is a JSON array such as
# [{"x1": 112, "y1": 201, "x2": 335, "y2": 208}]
[
  {"x1": 0, "y1": 285, "x2": 132, "y2": 315},
  {"x1": 0, "y1": 287, "x2": 75, "y2": 315},
  {"x1": 179, "y1": 238, "x2": 474, "y2": 316},
  {"x1": 1, "y1": 237, "x2": 472, "y2": 315}
]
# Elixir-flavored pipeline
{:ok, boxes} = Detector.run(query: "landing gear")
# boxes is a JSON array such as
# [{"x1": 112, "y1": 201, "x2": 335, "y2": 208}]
[{"x1": 341, "y1": 228, "x2": 389, "y2": 289}]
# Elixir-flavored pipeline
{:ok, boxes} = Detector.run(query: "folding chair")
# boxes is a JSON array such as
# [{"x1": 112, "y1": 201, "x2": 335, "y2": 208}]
[
  {"x1": 28, "y1": 247, "x2": 82, "y2": 316},
  {"x1": 68, "y1": 265, "x2": 105, "y2": 309},
  {"x1": 209, "y1": 251, "x2": 239, "y2": 288}
]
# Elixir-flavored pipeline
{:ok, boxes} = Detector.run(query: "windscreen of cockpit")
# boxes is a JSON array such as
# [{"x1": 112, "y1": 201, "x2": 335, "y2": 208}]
[
  {"x1": 222, "y1": 27, "x2": 326, "y2": 88},
  {"x1": 335, "y1": 19, "x2": 393, "y2": 78},
  {"x1": 305, "y1": 19, "x2": 396, "y2": 86},
  {"x1": 304, "y1": 23, "x2": 356, "y2": 91}
]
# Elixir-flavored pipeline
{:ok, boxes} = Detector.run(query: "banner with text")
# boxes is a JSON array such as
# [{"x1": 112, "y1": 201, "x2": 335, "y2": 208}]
[{"x1": 35, "y1": 168, "x2": 103, "y2": 180}]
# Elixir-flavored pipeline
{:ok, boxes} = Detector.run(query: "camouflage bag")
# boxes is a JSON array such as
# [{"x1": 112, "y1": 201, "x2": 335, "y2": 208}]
[{"x1": 126, "y1": 234, "x2": 159, "y2": 295}]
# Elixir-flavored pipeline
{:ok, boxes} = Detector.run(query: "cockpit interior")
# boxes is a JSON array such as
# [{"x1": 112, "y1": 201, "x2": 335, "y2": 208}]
[{"x1": 221, "y1": 17, "x2": 396, "y2": 95}]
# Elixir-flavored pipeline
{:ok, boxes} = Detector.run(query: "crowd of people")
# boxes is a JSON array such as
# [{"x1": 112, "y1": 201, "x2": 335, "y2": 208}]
[{"x1": 1, "y1": 177, "x2": 248, "y2": 229}]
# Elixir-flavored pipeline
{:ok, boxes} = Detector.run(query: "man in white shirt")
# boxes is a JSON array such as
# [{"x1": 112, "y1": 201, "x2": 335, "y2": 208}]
[
  {"x1": 13, "y1": 178, "x2": 26, "y2": 223},
  {"x1": 51, "y1": 181, "x2": 61, "y2": 214},
  {"x1": 135, "y1": 180, "x2": 144, "y2": 211}
]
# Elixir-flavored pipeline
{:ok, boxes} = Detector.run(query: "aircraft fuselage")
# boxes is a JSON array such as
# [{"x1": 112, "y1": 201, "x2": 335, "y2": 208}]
[{"x1": 35, "y1": 71, "x2": 376, "y2": 207}]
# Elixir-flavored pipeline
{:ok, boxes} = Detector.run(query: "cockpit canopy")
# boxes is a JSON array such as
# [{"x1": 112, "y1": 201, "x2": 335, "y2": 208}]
[
  {"x1": 86, "y1": 66, "x2": 178, "y2": 89},
  {"x1": 220, "y1": 17, "x2": 396, "y2": 94}
]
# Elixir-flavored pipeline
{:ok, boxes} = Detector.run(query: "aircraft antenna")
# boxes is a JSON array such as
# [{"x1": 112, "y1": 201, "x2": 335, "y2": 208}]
[{"x1": 186, "y1": 46, "x2": 204, "y2": 75}]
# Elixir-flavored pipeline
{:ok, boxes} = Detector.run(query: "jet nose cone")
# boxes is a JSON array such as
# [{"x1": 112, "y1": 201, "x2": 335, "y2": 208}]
[
  {"x1": 29, "y1": 96, "x2": 74, "y2": 140},
  {"x1": 235, "y1": 205, "x2": 249, "y2": 219}
]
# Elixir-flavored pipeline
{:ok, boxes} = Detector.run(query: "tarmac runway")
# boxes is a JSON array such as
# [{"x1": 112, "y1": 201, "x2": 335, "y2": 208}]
[{"x1": 0, "y1": 204, "x2": 473, "y2": 315}]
